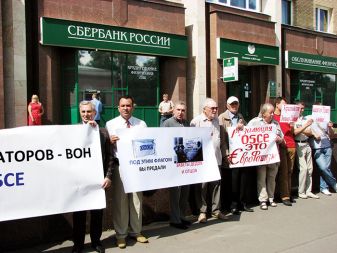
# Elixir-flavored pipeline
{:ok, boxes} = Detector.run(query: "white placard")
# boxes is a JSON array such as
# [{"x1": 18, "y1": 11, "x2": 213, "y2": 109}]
[
  {"x1": 312, "y1": 105, "x2": 330, "y2": 129},
  {"x1": 116, "y1": 127, "x2": 221, "y2": 193},
  {"x1": 227, "y1": 126, "x2": 280, "y2": 168},
  {"x1": 0, "y1": 125, "x2": 106, "y2": 222},
  {"x1": 280, "y1": 104, "x2": 301, "y2": 123}
]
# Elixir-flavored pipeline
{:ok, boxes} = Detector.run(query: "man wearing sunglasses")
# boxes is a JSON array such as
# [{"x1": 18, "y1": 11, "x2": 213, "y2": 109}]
[{"x1": 190, "y1": 98, "x2": 228, "y2": 223}]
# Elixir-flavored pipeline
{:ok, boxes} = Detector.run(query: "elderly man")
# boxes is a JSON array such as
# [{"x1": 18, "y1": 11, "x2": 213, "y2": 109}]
[
  {"x1": 105, "y1": 96, "x2": 148, "y2": 249},
  {"x1": 162, "y1": 101, "x2": 191, "y2": 229},
  {"x1": 190, "y1": 98, "x2": 228, "y2": 223},
  {"x1": 219, "y1": 96, "x2": 253, "y2": 214},
  {"x1": 72, "y1": 100, "x2": 115, "y2": 253},
  {"x1": 248, "y1": 103, "x2": 284, "y2": 210}
]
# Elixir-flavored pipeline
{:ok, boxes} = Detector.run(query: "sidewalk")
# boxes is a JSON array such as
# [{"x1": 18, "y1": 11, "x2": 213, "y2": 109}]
[{"x1": 9, "y1": 193, "x2": 337, "y2": 253}]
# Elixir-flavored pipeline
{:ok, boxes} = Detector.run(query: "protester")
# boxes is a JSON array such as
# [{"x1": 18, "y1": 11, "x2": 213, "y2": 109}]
[
  {"x1": 28, "y1": 94, "x2": 44, "y2": 125},
  {"x1": 72, "y1": 101, "x2": 115, "y2": 253},
  {"x1": 273, "y1": 97, "x2": 296, "y2": 206},
  {"x1": 105, "y1": 96, "x2": 148, "y2": 249},
  {"x1": 158, "y1": 93, "x2": 174, "y2": 126},
  {"x1": 162, "y1": 101, "x2": 191, "y2": 229},
  {"x1": 247, "y1": 103, "x2": 284, "y2": 210},
  {"x1": 293, "y1": 102, "x2": 319, "y2": 199},
  {"x1": 309, "y1": 115, "x2": 337, "y2": 196},
  {"x1": 219, "y1": 96, "x2": 253, "y2": 214},
  {"x1": 91, "y1": 93, "x2": 103, "y2": 125},
  {"x1": 190, "y1": 98, "x2": 228, "y2": 222}
]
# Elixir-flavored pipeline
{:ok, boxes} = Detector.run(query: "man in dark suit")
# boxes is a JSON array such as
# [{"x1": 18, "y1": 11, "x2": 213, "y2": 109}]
[{"x1": 72, "y1": 100, "x2": 116, "y2": 253}]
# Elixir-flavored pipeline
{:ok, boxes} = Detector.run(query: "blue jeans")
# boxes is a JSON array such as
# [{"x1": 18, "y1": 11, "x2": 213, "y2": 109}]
[
  {"x1": 160, "y1": 114, "x2": 172, "y2": 126},
  {"x1": 313, "y1": 147, "x2": 337, "y2": 191}
]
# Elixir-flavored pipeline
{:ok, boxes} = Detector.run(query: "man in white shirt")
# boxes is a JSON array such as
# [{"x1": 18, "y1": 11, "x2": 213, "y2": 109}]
[
  {"x1": 294, "y1": 102, "x2": 319, "y2": 199},
  {"x1": 105, "y1": 96, "x2": 148, "y2": 249}
]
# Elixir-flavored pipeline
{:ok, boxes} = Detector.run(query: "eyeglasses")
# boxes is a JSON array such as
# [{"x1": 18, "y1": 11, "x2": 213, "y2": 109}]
[{"x1": 207, "y1": 106, "x2": 218, "y2": 110}]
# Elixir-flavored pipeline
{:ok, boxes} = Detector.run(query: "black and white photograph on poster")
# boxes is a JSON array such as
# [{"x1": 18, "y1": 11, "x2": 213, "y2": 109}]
[
  {"x1": 173, "y1": 137, "x2": 203, "y2": 163},
  {"x1": 132, "y1": 139, "x2": 156, "y2": 158}
]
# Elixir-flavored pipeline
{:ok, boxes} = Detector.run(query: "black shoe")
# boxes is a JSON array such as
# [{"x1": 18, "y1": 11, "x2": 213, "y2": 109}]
[
  {"x1": 170, "y1": 222, "x2": 188, "y2": 230},
  {"x1": 282, "y1": 199, "x2": 292, "y2": 206},
  {"x1": 92, "y1": 245, "x2": 105, "y2": 253},
  {"x1": 72, "y1": 246, "x2": 83, "y2": 253},
  {"x1": 181, "y1": 219, "x2": 192, "y2": 226},
  {"x1": 290, "y1": 197, "x2": 296, "y2": 203},
  {"x1": 241, "y1": 204, "x2": 254, "y2": 212},
  {"x1": 231, "y1": 208, "x2": 241, "y2": 215}
]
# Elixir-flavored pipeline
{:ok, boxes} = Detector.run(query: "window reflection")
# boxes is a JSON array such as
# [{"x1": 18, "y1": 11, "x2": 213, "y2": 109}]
[{"x1": 78, "y1": 50, "x2": 112, "y2": 103}]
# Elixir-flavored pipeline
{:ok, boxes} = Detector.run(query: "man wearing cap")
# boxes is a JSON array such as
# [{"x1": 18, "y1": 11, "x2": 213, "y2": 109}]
[
  {"x1": 219, "y1": 96, "x2": 253, "y2": 214},
  {"x1": 190, "y1": 98, "x2": 228, "y2": 223}
]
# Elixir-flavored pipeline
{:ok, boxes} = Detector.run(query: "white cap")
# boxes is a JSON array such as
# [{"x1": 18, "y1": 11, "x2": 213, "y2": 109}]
[{"x1": 227, "y1": 96, "x2": 239, "y2": 104}]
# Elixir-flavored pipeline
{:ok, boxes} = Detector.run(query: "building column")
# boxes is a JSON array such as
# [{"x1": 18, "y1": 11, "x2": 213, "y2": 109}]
[
  {"x1": 2, "y1": 0, "x2": 27, "y2": 127},
  {"x1": 183, "y1": 0, "x2": 207, "y2": 119}
]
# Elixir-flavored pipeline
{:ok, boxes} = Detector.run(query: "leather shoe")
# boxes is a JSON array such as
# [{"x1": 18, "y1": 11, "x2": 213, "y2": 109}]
[
  {"x1": 71, "y1": 246, "x2": 83, "y2": 253},
  {"x1": 282, "y1": 199, "x2": 292, "y2": 206},
  {"x1": 170, "y1": 222, "x2": 188, "y2": 230},
  {"x1": 181, "y1": 219, "x2": 192, "y2": 226},
  {"x1": 231, "y1": 208, "x2": 241, "y2": 215},
  {"x1": 242, "y1": 204, "x2": 254, "y2": 212},
  {"x1": 92, "y1": 245, "x2": 105, "y2": 253}
]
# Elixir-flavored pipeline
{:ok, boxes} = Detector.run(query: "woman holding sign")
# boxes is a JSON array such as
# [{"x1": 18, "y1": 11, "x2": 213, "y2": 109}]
[{"x1": 248, "y1": 103, "x2": 284, "y2": 210}]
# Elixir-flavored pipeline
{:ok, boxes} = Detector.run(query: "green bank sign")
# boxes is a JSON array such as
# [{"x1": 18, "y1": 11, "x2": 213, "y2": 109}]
[
  {"x1": 40, "y1": 17, "x2": 187, "y2": 58},
  {"x1": 285, "y1": 51, "x2": 337, "y2": 74},
  {"x1": 217, "y1": 38, "x2": 279, "y2": 65}
]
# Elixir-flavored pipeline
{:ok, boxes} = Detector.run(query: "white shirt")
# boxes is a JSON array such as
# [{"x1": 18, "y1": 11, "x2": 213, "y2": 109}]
[{"x1": 106, "y1": 115, "x2": 147, "y2": 153}]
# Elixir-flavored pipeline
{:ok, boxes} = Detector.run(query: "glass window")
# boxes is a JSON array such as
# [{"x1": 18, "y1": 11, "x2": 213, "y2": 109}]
[
  {"x1": 78, "y1": 50, "x2": 112, "y2": 103},
  {"x1": 206, "y1": 0, "x2": 259, "y2": 11},
  {"x1": 291, "y1": 70, "x2": 336, "y2": 110},
  {"x1": 282, "y1": 0, "x2": 291, "y2": 25},
  {"x1": 231, "y1": 0, "x2": 245, "y2": 8},
  {"x1": 316, "y1": 8, "x2": 329, "y2": 32},
  {"x1": 127, "y1": 55, "x2": 158, "y2": 106}
]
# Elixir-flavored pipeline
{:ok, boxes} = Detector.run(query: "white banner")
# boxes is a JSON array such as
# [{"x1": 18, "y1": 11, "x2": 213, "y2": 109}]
[
  {"x1": 280, "y1": 104, "x2": 300, "y2": 123},
  {"x1": 227, "y1": 126, "x2": 280, "y2": 168},
  {"x1": 116, "y1": 127, "x2": 221, "y2": 193},
  {"x1": 312, "y1": 105, "x2": 330, "y2": 129},
  {"x1": 0, "y1": 125, "x2": 106, "y2": 222}
]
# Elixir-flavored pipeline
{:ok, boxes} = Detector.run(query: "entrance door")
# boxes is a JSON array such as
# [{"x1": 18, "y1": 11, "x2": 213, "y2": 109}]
[
  {"x1": 62, "y1": 50, "x2": 160, "y2": 126},
  {"x1": 226, "y1": 66, "x2": 252, "y2": 121}
]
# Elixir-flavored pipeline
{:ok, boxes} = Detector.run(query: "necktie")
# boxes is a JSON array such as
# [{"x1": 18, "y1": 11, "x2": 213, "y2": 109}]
[{"x1": 126, "y1": 120, "x2": 131, "y2": 128}]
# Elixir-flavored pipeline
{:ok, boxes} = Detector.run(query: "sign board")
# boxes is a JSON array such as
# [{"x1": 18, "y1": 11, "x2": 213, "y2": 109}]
[
  {"x1": 223, "y1": 57, "x2": 238, "y2": 82},
  {"x1": 40, "y1": 17, "x2": 188, "y2": 58},
  {"x1": 217, "y1": 38, "x2": 279, "y2": 65},
  {"x1": 285, "y1": 51, "x2": 337, "y2": 74}
]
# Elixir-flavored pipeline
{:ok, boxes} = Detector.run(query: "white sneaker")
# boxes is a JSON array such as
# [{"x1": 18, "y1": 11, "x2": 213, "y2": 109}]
[
  {"x1": 321, "y1": 189, "x2": 332, "y2": 196},
  {"x1": 306, "y1": 192, "x2": 320, "y2": 199},
  {"x1": 298, "y1": 193, "x2": 308, "y2": 199},
  {"x1": 198, "y1": 213, "x2": 207, "y2": 223}
]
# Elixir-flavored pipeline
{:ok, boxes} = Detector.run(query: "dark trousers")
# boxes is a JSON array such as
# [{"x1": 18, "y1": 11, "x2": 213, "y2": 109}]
[{"x1": 73, "y1": 209, "x2": 103, "y2": 249}]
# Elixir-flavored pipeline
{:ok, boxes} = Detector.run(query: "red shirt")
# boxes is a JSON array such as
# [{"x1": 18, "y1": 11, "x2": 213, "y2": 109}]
[{"x1": 273, "y1": 114, "x2": 296, "y2": 148}]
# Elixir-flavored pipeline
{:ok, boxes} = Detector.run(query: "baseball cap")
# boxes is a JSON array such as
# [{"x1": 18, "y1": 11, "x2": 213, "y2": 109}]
[{"x1": 227, "y1": 96, "x2": 239, "y2": 104}]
